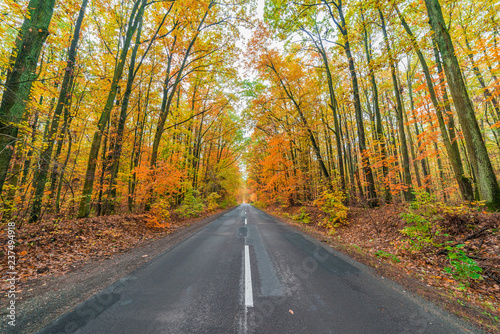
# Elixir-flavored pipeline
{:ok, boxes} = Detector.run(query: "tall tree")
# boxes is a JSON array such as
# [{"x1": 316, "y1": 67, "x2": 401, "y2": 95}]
[
  {"x1": 322, "y1": 0, "x2": 378, "y2": 206},
  {"x1": 266, "y1": 54, "x2": 332, "y2": 185},
  {"x1": 378, "y1": 8, "x2": 414, "y2": 201},
  {"x1": 78, "y1": 0, "x2": 146, "y2": 217},
  {"x1": 0, "y1": 0, "x2": 57, "y2": 195},
  {"x1": 396, "y1": 6, "x2": 474, "y2": 201},
  {"x1": 301, "y1": 26, "x2": 345, "y2": 190},
  {"x1": 424, "y1": 0, "x2": 500, "y2": 209},
  {"x1": 150, "y1": 1, "x2": 214, "y2": 168},
  {"x1": 30, "y1": 0, "x2": 89, "y2": 223},
  {"x1": 361, "y1": 11, "x2": 391, "y2": 203},
  {"x1": 102, "y1": 4, "x2": 173, "y2": 214}
]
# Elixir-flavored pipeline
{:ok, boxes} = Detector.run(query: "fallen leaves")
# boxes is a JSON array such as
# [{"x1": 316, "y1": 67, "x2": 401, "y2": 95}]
[{"x1": 0, "y1": 214, "x2": 173, "y2": 293}]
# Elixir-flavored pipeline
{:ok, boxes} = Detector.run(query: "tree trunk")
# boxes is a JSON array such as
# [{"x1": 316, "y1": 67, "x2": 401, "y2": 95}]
[
  {"x1": 362, "y1": 13, "x2": 391, "y2": 203},
  {"x1": 49, "y1": 82, "x2": 85, "y2": 203},
  {"x1": 20, "y1": 111, "x2": 39, "y2": 188},
  {"x1": 424, "y1": 0, "x2": 500, "y2": 209},
  {"x1": 323, "y1": 0, "x2": 377, "y2": 205},
  {"x1": 29, "y1": 0, "x2": 89, "y2": 222},
  {"x1": 55, "y1": 126, "x2": 73, "y2": 214},
  {"x1": 102, "y1": 17, "x2": 144, "y2": 215},
  {"x1": 379, "y1": 9, "x2": 414, "y2": 201},
  {"x1": 397, "y1": 7, "x2": 474, "y2": 201},
  {"x1": 267, "y1": 61, "x2": 332, "y2": 185},
  {"x1": 304, "y1": 27, "x2": 345, "y2": 190},
  {"x1": 96, "y1": 121, "x2": 111, "y2": 216},
  {"x1": 150, "y1": 5, "x2": 213, "y2": 169},
  {"x1": 407, "y1": 68, "x2": 431, "y2": 191},
  {"x1": 78, "y1": 0, "x2": 145, "y2": 217},
  {"x1": 0, "y1": 0, "x2": 57, "y2": 195},
  {"x1": 128, "y1": 75, "x2": 151, "y2": 211}
]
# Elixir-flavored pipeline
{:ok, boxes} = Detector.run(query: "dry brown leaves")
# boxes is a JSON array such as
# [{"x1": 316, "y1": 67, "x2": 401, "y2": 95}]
[{"x1": 0, "y1": 214, "x2": 185, "y2": 293}]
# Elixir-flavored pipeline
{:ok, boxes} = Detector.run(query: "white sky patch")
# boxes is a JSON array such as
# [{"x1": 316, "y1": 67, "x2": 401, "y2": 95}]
[
  {"x1": 239, "y1": 0, "x2": 265, "y2": 40},
  {"x1": 236, "y1": 0, "x2": 265, "y2": 79}
]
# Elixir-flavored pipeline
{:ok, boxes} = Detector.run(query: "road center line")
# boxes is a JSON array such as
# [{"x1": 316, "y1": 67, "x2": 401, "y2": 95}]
[
  {"x1": 245, "y1": 218, "x2": 247, "y2": 225},
  {"x1": 244, "y1": 245, "x2": 254, "y2": 307}
]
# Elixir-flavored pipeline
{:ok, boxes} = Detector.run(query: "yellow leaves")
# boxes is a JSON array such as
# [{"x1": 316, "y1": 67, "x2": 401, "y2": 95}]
[
  {"x1": 414, "y1": 82, "x2": 427, "y2": 93},
  {"x1": 314, "y1": 185, "x2": 349, "y2": 232},
  {"x1": 100, "y1": 228, "x2": 123, "y2": 239},
  {"x1": 248, "y1": 133, "x2": 300, "y2": 207},
  {"x1": 147, "y1": 200, "x2": 171, "y2": 229}
]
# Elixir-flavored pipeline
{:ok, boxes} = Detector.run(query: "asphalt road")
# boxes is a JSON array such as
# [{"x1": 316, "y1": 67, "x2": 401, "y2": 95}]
[{"x1": 37, "y1": 204, "x2": 481, "y2": 334}]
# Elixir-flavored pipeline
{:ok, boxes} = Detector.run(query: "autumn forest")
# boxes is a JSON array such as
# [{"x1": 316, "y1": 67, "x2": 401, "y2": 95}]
[
  {"x1": 1, "y1": 0, "x2": 499, "y2": 220},
  {"x1": 1, "y1": 0, "x2": 500, "y2": 329}
]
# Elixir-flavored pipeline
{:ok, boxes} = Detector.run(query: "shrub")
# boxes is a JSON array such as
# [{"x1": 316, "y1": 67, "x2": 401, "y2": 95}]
[
  {"x1": 409, "y1": 188, "x2": 436, "y2": 211},
  {"x1": 206, "y1": 192, "x2": 220, "y2": 212},
  {"x1": 444, "y1": 243, "x2": 482, "y2": 289},
  {"x1": 175, "y1": 188, "x2": 205, "y2": 218},
  {"x1": 314, "y1": 186, "x2": 348, "y2": 233},
  {"x1": 399, "y1": 189, "x2": 481, "y2": 253},
  {"x1": 291, "y1": 207, "x2": 311, "y2": 224},
  {"x1": 399, "y1": 211, "x2": 435, "y2": 251},
  {"x1": 399, "y1": 189, "x2": 444, "y2": 252},
  {"x1": 147, "y1": 199, "x2": 171, "y2": 228},
  {"x1": 252, "y1": 201, "x2": 267, "y2": 209},
  {"x1": 374, "y1": 250, "x2": 401, "y2": 263},
  {"x1": 220, "y1": 198, "x2": 237, "y2": 209}
]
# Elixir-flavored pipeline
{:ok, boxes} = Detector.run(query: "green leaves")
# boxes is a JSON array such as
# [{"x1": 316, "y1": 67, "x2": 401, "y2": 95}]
[
  {"x1": 240, "y1": 79, "x2": 266, "y2": 98},
  {"x1": 444, "y1": 244, "x2": 483, "y2": 289},
  {"x1": 291, "y1": 206, "x2": 311, "y2": 224},
  {"x1": 399, "y1": 211, "x2": 435, "y2": 252},
  {"x1": 374, "y1": 250, "x2": 401, "y2": 263},
  {"x1": 264, "y1": 0, "x2": 318, "y2": 39},
  {"x1": 175, "y1": 187, "x2": 205, "y2": 218}
]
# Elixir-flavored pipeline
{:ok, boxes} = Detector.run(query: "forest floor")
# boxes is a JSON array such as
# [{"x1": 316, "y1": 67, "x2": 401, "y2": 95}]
[{"x1": 263, "y1": 204, "x2": 500, "y2": 333}]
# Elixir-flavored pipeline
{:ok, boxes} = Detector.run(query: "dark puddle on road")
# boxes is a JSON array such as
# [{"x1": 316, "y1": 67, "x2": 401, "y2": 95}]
[{"x1": 237, "y1": 226, "x2": 248, "y2": 238}]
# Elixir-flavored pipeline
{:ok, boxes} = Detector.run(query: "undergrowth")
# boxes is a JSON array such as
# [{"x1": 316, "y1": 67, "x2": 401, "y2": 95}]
[
  {"x1": 175, "y1": 188, "x2": 205, "y2": 218},
  {"x1": 314, "y1": 184, "x2": 349, "y2": 234},
  {"x1": 399, "y1": 189, "x2": 486, "y2": 288}
]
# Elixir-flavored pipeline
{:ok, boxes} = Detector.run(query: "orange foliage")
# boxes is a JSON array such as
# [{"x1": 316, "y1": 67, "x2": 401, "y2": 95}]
[{"x1": 133, "y1": 155, "x2": 186, "y2": 207}]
